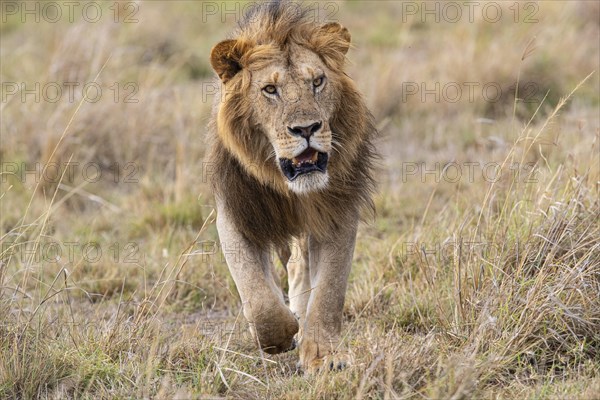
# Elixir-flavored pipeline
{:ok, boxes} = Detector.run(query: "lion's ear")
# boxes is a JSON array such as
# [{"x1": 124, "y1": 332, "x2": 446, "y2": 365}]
[
  {"x1": 320, "y1": 22, "x2": 351, "y2": 55},
  {"x1": 210, "y1": 39, "x2": 252, "y2": 83},
  {"x1": 311, "y1": 22, "x2": 352, "y2": 69}
]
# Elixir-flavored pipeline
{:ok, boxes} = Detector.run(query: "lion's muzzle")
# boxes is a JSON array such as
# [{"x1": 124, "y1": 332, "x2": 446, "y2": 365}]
[{"x1": 279, "y1": 148, "x2": 328, "y2": 181}]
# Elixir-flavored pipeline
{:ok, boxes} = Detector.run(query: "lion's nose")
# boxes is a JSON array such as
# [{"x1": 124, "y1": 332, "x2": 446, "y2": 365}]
[{"x1": 287, "y1": 121, "x2": 322, "y2": 139}]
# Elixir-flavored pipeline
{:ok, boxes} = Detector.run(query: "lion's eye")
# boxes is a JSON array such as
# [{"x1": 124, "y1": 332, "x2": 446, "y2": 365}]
[
  {"x1": 262, "y1": 85, "x2": 277, "y2": 95},
  {"x1": 313, "y1": 76, "x2": 324, "y2": 87}
]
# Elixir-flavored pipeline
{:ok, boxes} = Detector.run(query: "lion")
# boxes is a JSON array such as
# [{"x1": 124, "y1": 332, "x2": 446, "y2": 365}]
[{"x1": 207, "y1": 0, "x2": 377, "y2": 372}]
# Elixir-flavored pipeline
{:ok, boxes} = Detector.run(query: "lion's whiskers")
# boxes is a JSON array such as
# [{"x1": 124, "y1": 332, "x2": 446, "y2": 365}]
[
  {"x1": 331, "y1": 138, "x2": 349, "y2": 157},
  {"x1": 265, "y1": 149, "x2": 277, "y2": 163}
]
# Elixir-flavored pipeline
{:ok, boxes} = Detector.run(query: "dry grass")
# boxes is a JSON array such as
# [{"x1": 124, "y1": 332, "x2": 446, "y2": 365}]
[{"x1": 1, "y1": 1, "x2": 599, "y2": 399}]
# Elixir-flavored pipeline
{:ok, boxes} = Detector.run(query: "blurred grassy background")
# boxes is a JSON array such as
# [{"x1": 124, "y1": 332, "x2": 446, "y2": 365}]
[{"x1": 1, "y1": 1, "x2": 599, "y2": 398}]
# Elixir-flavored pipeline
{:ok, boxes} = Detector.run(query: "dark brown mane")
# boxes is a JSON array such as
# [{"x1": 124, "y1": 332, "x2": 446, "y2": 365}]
[
  {"x1": 207, "y1": 0, "x2": 378, "y2": 249},
  {"x1": 235, "y1": 0, "x2": 313, "y2": 46},
  {"x1": 231, "y1": 0, "x2": 352, "y2": 73}
]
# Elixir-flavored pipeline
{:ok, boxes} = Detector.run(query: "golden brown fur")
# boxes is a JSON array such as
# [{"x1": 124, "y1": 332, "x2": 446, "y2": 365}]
[
  {"x1": 206, "y1": 0, "x2": 378, "y2": 370},
  {"x1": 207, "y1": 0, "x2": 377, "y2": 250}
]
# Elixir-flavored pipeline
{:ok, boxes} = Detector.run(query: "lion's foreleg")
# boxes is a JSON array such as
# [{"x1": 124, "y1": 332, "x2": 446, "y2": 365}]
[
  {"x1": 299, "y1": 220, "x2": 358, "y2": 372},
  {"x1": 287, "y1": 235, "x2": 311, "y2": 325},
  {"x1": 216, "y1": 201, "x2": 299, "y2": 354}
]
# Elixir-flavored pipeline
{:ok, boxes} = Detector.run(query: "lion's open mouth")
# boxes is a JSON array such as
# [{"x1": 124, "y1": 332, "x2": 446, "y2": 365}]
[{"x1": 279, "y1": 148, "x2": 328, "y2": 182}]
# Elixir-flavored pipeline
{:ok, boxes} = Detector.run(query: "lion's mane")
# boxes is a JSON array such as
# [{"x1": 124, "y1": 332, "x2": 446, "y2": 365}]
[{"x1": 207, "y1": 0, "x2": 378, "y2": 249}]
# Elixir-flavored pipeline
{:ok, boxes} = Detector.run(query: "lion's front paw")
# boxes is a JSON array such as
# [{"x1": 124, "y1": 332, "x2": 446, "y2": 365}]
[
  {"x1": 298, "y1": 337, "x2": 350, "y2": 374},
  {"x1": 249, "y1": 304, "x2": 299, "y2": 354}
]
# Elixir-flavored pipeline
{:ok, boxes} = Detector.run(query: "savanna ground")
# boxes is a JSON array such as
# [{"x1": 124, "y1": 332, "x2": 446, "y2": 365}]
[{"x1": 1, "y1": 1, "x2": 599, "y2": 399}]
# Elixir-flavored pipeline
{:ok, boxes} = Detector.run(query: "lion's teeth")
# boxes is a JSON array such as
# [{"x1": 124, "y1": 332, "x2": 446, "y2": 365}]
[{"x1": 291, "y1": 151, "x2": 318, "y2": 168}]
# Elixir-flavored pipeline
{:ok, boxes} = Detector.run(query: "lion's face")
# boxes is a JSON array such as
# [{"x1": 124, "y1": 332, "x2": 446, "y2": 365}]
[
  {"x1": 210, "y1": 20, "x2": 352, "y2": 194},
  {"x1": 249, "y1": 45, "x2": 337, "y2": 193}
]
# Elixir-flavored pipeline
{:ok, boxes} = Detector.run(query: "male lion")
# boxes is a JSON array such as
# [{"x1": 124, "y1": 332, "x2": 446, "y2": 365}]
[{"x1": 207, "y1": 0, "x2": 377, "y2": 372}]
